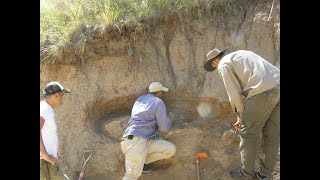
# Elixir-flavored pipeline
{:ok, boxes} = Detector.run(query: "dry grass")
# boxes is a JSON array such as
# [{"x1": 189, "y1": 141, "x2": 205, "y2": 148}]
[{"x1": 40, "y1": 0, "x2": 235, "y2": 64}]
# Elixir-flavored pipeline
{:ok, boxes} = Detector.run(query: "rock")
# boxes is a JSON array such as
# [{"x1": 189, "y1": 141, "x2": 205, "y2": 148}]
[
  {"x1": 220, "y1": 130, "x2": 240, "y2": 147},
  {"x1": 103, "y1": 115, "x2": 130, "y2": 140}
]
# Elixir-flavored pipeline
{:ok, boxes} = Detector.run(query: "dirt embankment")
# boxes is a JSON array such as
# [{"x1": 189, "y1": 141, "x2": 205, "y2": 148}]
[{"x1": 40, "y1": 1, "x2": 280, "y2": 179}]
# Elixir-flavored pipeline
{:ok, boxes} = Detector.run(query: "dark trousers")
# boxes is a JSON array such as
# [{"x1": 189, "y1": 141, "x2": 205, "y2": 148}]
[
  {"x1": 40, "y1": 159, "x2": 65, "y2": 180},
  {"x1": 239, "y1": 84, "x2": 280, "y2": 179}
]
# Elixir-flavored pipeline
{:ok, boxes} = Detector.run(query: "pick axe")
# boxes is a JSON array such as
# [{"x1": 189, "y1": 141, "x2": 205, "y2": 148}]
[{"x1": 196, "y1": 152, "x2": 208, "y2": 180}]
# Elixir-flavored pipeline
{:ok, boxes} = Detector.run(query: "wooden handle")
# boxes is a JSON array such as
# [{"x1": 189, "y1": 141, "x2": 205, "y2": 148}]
[{"x1": 196, "y1": 159, "x2": 200, "y2": 180}]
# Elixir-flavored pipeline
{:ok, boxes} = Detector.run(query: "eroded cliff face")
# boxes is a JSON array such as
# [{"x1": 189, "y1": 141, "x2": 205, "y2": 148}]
[{"x1": 40, "y1": 1, "x2": 280, "y2": 179}]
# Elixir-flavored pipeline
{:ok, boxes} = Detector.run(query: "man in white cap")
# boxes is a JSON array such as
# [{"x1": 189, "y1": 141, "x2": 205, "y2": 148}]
[
  {"x1": 121, "y1": 82, "x2": 176, "y2": 180},
  {"x1": 204, "y1": 48, "x2": 280, "y2": 180},
  {"x1": 40, "y1": 81, "x2": 70, "y2": 180}
]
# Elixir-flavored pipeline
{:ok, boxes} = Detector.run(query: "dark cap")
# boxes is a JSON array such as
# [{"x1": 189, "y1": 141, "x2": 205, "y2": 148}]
[{"x1": 43, "y1": 81, "x2": 70, "y2": 96}]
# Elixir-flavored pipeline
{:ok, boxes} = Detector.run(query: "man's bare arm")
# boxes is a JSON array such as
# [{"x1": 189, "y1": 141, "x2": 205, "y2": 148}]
[{"x1": 40, "y1": 116, "x2": 55, "y2": 165}]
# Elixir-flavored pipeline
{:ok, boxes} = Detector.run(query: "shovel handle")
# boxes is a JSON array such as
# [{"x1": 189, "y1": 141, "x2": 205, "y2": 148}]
[
  {"x1": 83, "y1": 150, "x2": 93, "y2": 164},
  {"x1": 78, "y1": 149, "x2": 93, "y2": 180},
  {"x1": 78, "y1": 172, "x2": 84, "y2": 180}
]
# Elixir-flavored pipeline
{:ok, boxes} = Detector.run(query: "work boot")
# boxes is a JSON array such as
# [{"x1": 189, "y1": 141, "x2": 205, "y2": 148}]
[
  {"x1": 255, "y1": 171, "x2": 269, "y2": 180},
  {"x1": 142, "y1": 164, "x2": 153, "y2": 173},
  {"x1": 228, "y1": 169, "x2": 248, "y2": 180}
]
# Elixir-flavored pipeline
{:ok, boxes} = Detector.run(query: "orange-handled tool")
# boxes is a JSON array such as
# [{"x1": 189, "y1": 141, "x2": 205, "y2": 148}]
[{"x1": 196, "y1": 153, "x2": 208, "y2": 180}]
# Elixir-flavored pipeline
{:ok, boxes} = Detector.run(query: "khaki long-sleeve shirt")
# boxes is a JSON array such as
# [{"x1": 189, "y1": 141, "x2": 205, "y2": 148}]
[{"x1": 217, "y1": 50, "x2": 280, "y2": 117}]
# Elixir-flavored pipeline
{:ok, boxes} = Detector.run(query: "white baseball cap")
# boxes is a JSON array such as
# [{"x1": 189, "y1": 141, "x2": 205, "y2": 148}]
[{"x1": 148, "y1": 82, "x2": 169, "y2": 93}]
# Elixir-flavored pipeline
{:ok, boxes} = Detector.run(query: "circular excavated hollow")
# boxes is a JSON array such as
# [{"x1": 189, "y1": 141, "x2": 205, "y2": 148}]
[{"x1": 92, "y1": 94, "x2": 230, "y2": 142}]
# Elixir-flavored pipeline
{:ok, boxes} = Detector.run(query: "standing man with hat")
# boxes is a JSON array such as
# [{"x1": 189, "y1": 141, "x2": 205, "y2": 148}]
[
  {"x1": 40, "y1": 81, "x2": 70, "y2": 180},
  {"x1": 121, "y1": 82, "x2": 176, "y2": 180},
  {"x1": 203, "y1": 48, "x2": 280, "y2": 180}
]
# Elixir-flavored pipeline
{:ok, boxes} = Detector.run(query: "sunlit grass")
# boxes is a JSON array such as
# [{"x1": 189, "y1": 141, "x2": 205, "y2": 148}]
[{"x1": 40, "y1": 0, "x2": 233, "y2": 41}]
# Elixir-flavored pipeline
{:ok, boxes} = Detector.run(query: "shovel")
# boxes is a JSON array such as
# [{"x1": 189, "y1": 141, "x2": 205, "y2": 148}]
[
  {"x1": 78, "y1": 149, "x2": 93, "y2": 180},
  {"x1": 196, "y1": 153, "x2": 208, "y2": 180}
]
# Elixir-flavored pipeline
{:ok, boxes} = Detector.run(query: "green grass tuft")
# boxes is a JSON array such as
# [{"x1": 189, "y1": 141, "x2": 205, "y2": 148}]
[{"x1": 41, "y1": 0, "x2": 233, "y2": 41}]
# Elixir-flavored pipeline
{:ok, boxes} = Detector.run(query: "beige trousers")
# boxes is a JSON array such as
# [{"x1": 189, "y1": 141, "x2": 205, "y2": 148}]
[{"x1": 121, "y1": 136, "x2": 176, "y2": 180}]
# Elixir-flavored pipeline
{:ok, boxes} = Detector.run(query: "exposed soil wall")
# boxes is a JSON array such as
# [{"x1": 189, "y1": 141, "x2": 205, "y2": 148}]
[{"x1": 40, "y1": 1, "x2": 280, "y2": 179}]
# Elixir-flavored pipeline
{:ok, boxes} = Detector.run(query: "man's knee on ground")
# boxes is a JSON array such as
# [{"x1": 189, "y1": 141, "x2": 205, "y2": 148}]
[{"x1": 165, "y1": 143, "x2": 176, "y2": 158}]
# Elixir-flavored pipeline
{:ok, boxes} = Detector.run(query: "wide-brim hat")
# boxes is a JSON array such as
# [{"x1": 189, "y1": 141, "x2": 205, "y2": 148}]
[{"x1": 203, "y1": 47, "x2": 228, "y2": 71}]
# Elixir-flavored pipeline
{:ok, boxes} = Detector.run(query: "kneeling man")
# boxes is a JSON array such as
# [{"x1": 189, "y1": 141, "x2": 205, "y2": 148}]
[{"x1": 121, "y1": 82, "x2": 176, "y2": 180}]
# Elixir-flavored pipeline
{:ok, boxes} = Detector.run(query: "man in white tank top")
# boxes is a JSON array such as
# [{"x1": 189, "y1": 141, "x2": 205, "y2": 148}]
[{"x1": 40, "y1": 81, "x2": 70, "y2": 180}]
